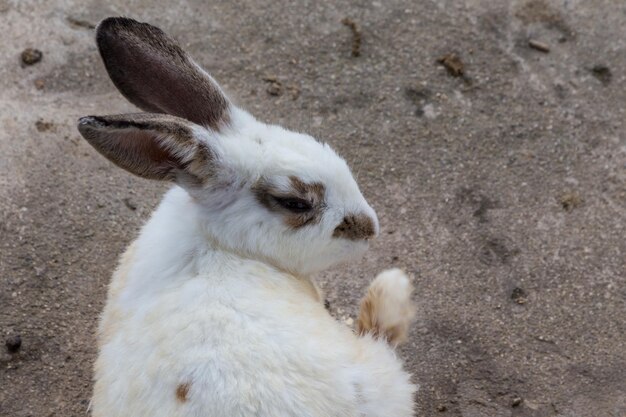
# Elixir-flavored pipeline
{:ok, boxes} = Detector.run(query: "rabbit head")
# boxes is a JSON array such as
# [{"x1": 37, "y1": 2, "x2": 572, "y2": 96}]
[{"x1": 78, "y1": 17, "x2": 379, "y2": 276}]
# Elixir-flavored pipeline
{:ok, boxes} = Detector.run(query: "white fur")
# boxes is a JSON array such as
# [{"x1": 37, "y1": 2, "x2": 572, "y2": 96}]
[
  {"x1": 92, "y1": 112, "x2": 417, "y2": 416},
  {"x1": 93, "y1": 188, "x2": 416, "y2": 417},
  {"x1": 181, "y1": 107, "x2": 379, "y2": 276}
]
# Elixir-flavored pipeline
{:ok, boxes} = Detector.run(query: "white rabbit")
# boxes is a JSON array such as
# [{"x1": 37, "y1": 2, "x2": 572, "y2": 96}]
[{"x1": 78, "y1": 17, "x2": 417, "y2": 417}]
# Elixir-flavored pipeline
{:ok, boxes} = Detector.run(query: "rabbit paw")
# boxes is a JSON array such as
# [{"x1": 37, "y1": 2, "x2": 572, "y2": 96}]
[{"x1": 357, "y1": 268, "x2": 416, "y2": 346}]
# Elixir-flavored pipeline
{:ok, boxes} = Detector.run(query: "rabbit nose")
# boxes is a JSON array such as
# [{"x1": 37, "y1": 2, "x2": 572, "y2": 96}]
[{"x1": 332, "y1": 213, "x2": 377, "y2": 241}]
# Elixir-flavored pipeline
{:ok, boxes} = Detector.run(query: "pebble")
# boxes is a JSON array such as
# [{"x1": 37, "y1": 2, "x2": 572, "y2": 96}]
[
  {"x1": 21, "y1": 48, "x2": 42, "y2": 66},
  {"x1": 6, "y1": 335, "x2": 22, "y2": 353},
  {"x1": 266, "y1": 82, "x2": 282, "y2": 96},
  {"x1": 511, "y1": 287, "x2": 527, "y2": 304},
  {"x1": 437, "y1": 53, "x2": 464, "y2": 77},
  {"x1": 123, "y1": 197, "x2": 137, "y2": 211},
  {"x1": 528, "y1": 39, "x2": 550, "y2": 53}
]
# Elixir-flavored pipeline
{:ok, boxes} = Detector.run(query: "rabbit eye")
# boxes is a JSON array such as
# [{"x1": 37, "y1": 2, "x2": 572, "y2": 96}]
[
  {"x1": 252, "y1": 176, "x2": 325, "y2": 228},
  {"x1": 273, "y1": 196, "x2": 312, "y2": 213}
]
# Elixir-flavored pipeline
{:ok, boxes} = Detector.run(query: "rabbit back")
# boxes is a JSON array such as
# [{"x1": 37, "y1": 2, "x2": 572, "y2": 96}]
[{"x1": 93, "y1": 243, "x2": 414, "y2": 417}]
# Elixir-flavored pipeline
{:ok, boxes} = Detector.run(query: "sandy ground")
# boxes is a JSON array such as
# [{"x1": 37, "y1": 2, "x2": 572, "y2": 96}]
[{"x1": 1, "y1": 0, "x2": 625, "y2": 416}]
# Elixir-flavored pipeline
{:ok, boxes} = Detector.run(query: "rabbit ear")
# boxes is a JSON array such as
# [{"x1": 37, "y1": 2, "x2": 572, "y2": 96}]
[
  {"x1": 96, "y1": 17, "x2": 231, "y2": 131},
  {"x1": 77, "y1": 113, "x2": 216, "y2": 184}
]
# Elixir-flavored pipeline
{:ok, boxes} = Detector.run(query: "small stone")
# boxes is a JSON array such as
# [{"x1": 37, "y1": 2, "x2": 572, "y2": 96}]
[
  {"x1": 591, "y1": 65, "x2": 611, "y2": 85},
  {"x1": 437, "y1": 54, "x2": 464, "y2": 77},
  {"x1": 511, "y1": 287, "x2": 527, "y2": 304},
  {"x1": 123, "y1": 197, "x2": 137, "y2": 211},
  {"x1": 66, "y1": 16, "x2": 96, "y2": 29},
  {"x1": 6, "y1": 335, "x2": 22, "y2": 353},
  {"x1": 511, "y1": 396, "x2": 523, "y2": 407},
  {"x1": 286, "y1": 84, "x2": 300, "y2": 100},
  {"x1": 437, "y1": 404, "x2": 447, "y2": 412},
  {"x1": 34, "y1": 78, "x2": 45, "y2": 90},
  {"x1": 560, "y1": 192, "x2": 582, "y2": 211},
  {"x1": 528, "y1": 39, "x2": 550, "y2": 53},
  {"x1": 324, "y1": 299, "x2": 331, "y2": 310},
  {"x1": 21, "y1": 48, "x2": 43, "y2": 66},
  {"x1": 266, "y1": 82, "x2": 282, "y2": 96},
  {"x1": 35, "y1": 120, "x2": 54, "y2": 132}
]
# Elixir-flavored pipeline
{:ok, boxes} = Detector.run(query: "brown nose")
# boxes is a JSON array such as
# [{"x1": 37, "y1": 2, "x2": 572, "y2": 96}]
[{"x1": 333, "y1": 213, "x2": 376, "y2": 240}]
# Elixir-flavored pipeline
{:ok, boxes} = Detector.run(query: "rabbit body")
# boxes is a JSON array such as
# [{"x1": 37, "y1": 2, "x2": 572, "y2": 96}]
[
  {"x1": 93, "y1": 188, "x2": 415, "y2": 417},
  {"x1": 78, "y1": 17, "x2": 417, "y2": 417}
]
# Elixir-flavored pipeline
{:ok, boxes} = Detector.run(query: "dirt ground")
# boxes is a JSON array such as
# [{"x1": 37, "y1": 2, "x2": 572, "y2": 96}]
[{"x1": 1, "y1": 0, "x2": 625, "y2": 416}]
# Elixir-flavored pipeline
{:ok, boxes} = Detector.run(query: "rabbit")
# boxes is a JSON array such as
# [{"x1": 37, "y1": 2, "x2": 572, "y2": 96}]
[{"x1": 77, "y1": 17, "x2": 417, "y2": 417}]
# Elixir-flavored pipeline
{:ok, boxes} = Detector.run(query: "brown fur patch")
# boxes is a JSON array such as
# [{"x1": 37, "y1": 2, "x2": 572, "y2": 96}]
[
  {"x1": 253, "y1": 176, "x2": 326, "y2": 229},
  {"x1": 175, "y1": 382, "x2": 191, "y2": 403},
  {"x1": 333, "y1": 213, "x2": 375, "y2": 240},
  {"x1": 96, "y1": 17, "x2": 230, "y2": 130},
  {"x1": 357, "y1": 297, "x2": 376, "y2": 335}
]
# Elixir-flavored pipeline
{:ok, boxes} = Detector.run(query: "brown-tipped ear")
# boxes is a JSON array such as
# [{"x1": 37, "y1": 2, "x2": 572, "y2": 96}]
[
  {"x1": 96, "y1": 17, "x2": 230, "y2": 131},
  {"x1": 77, "y1": 113, "x2": 214, "y2": 183}
]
